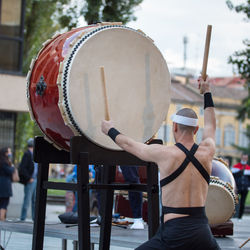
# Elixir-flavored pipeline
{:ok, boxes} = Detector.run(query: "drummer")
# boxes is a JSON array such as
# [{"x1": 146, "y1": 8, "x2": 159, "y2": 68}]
[{"x1": 101, "y1": 76, "x2": 220, "y2": 249}]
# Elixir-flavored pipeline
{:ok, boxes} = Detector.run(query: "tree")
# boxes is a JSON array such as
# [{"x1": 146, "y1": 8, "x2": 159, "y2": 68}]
[
  {"x1": 226, "y1": 1, "x2": 250, "y2": 158},
  {"x1": 226, "y1": 0, "x2": 250, "y2": 121},
  {"x1": 83, "y1": 0, "x2": 143, "y2": 24}
]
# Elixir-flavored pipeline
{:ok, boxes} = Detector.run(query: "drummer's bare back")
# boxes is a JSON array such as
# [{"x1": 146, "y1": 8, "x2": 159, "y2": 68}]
[{"x1": 152, "y1": 140, "x2": 214, "y2": 222}]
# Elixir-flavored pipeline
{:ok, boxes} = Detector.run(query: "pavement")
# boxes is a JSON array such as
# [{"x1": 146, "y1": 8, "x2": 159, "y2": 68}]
[
  {"x1": 1, "y1": 204, "x2": 132, "y2": 250},
  {"x1": 1, "y1": 204, "x2": 250, "y2": 250}
]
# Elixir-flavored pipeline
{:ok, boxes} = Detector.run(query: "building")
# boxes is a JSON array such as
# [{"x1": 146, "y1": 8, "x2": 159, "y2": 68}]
[
  {"x1": 0, "y1": 0, "x2": 27, "y2": 150},
  {"x1": 157, "y1": 77, "x2": 249, "y2": 166}
]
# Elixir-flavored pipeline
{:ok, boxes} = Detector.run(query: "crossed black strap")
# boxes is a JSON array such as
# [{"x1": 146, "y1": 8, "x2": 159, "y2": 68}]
[{"x1": 160, "y1": 143, "x2": 210, "y2": 188}]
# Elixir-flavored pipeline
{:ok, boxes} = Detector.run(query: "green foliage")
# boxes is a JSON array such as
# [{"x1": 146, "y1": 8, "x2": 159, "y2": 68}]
[
  {"x1": 226, "y1": 0, "x2": 250, "y2": 20},
  {"x1": 82, "y1": 0, "x2": 102, "y2": 24},
  {"x1": 246, "y1": 191, "x2": 250, "y2": 205},
  {"x1": 226, "y1": 0, "x2": 250, "y2": 121},
  {"x1": 15, "y1": 113, "x2": 34, "y2": 164},
  {"x1": 83, "y1": 0, "x2": 143, "y2": 24},
  {"x1": 48, "y1": 178, "x2": 66, "y2": 196},
  {"x1": 47, "y1": 189, "x2": 66, "y2": 196}
]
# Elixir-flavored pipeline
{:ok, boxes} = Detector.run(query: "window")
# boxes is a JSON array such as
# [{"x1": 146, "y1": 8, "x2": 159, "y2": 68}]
[
  {"x1": 176, "y1": 104, "x2": 182, "y2": 112},
  {"x1": 0, "y1": 0, "x2": 24, "y2": 72},
  {"x1": 239, "y1": 128, "x2": 248, "y2": 148},
  {"x1": 196, "y1": 128, "x2": 203, "y2": 144},
  {"x1": 199, "y1": 107, "x2": 204, "y2": 116},
  {"x1": 215, "y1": 128, "x2": 221, "y2": 146},
  {"x1": 157, "y1": 125, "x2": 165, "y2": 142},
  {"x1": 224, "y1": 125, "x2": 235, "y2": 147},
  {"x1": 0, "y1": 39, "x2": 20, "y2": 71},
  {"x1": 157, "y1": 124, "x2": 171, "y2": 143},
  {"x1": 166, "y1": 125, "x2": 171, "y2": 142},
  {"x1": 0, "y1": 112, "x2": 16, "y2": 150}
]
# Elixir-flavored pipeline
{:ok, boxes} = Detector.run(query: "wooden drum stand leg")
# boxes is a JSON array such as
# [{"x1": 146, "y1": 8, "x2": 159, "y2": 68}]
[
  {"x1": 32, "y1": 162, "x2": 49, "y2": 250},
  {"x1": 99, "y1": 165, "x2": 116, "y2": 250},
  {"x1": 32, "y1": 137, "x2": 70, "y2": 250},
  {"x1": 77, "y1": 152, "x2": 91, "y2": 250},
  {"x1": 147, "y1": 163, "x2": 159, "y2": 238}
]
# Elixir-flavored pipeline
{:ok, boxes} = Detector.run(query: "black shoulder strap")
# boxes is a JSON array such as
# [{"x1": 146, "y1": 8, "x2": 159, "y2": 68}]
[
  {"x1": 160, "y1": 144, "x2": 198, "y2": 187},
  {"x1": 175, "y1": 143, "x2": 210, "y2": 184}
]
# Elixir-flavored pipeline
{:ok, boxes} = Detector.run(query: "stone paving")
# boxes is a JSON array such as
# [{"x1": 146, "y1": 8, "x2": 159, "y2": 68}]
[{"x1": 0, "y1": 204, "x2": 250, "y2": 250}]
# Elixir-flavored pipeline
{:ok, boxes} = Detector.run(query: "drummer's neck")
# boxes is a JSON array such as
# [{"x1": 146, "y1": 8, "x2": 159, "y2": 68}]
[{"x1": 175, "y1": 134, "x2": 195, "y2": 147}]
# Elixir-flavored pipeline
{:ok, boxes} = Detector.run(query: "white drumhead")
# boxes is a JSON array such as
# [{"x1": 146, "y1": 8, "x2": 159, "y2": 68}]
[
  {"x1": 63, "y1": 26, "x2": 171, "y2": 150},
  {"x1": 205, "y1": 183, "x2": 235, "y2": 224}
]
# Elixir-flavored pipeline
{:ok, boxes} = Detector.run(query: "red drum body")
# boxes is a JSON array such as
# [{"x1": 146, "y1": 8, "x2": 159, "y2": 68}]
[
  {"x1": 205, "y1": 158, "x2": 238, "y2": 224},
  {"x1": 27, "y1": 26, "x2": 92, "y2": 150},
  {"x1": 27, "y1": 23, "x2": 171, "y2": 151}
]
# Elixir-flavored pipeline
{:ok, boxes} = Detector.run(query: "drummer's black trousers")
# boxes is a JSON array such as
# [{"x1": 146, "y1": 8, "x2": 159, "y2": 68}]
[{"x1": 135, "y1": 214, "x2": 221, "y2": 250}]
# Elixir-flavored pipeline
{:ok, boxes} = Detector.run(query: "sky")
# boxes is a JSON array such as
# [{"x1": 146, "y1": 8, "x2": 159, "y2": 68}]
[{"x1": 126, "y1": 0, "x2": 249, "y2": 77}]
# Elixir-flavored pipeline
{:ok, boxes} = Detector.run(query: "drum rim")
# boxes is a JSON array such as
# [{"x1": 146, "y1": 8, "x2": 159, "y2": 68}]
[
  {"x1": 209, "y1": 176, "x2": 238, "y2": 207},
  {"x1": 206, "y1": 178, "x2": 238, "y2": 224},
  {"x1": 205, "y1": 182, "x2": 236, "y2": 224}
]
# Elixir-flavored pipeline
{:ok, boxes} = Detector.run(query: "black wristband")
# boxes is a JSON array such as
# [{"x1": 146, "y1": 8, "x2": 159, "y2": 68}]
[
  {"x1": 108, "y1": 128, "x2": 121, "y2": 142},
  {"x1": 204, "y1": 92, "x2": 214, "y2": 109}
]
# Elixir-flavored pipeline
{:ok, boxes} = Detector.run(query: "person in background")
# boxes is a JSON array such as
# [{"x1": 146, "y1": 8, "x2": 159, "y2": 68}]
[
  {"x1": 231, "y1": 153, "x2": 250, "y2": 219},
  {"x1": 0, "y1": 147, "x2": 15, "y2": 220},
  {"x1": 223, "y1": 158, "x2": 230, "y2": 169},
  {"x1": 66, "y1": 165, "x2": 96, "y2": 213},
  {"x1": 19, "y1": 138, "x2": 38, "y2": 221},
  {"x1": 119, "y1": 165, "x2": 144, "y2": 229},
  {"x1": 94, "y1": 165, "x2": 144, "y2": 229}
]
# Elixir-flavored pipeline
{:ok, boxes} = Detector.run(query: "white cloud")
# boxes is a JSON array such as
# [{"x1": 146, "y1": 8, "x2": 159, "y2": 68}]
[{"x1": 129, "y1": 0, "x2": 249, "y2": 77}]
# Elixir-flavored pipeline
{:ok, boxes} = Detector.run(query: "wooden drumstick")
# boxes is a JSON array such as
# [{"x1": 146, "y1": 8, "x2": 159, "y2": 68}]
[
  {"x1": 100, "y1": 66, "x2": 110, "y2": 120},
  {"x1": 200, "y1": 25, "x2": 212, "y2": 94},
  {"x1": 239, "y1": 238, "x2": 250, "y2": 248}
]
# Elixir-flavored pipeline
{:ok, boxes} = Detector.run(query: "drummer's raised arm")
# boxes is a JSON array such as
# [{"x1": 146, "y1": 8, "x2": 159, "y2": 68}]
[
  {"x1": 199, "y1": 76, "x2": 216, "y2": 147},
  {"x1": 101, "y1": 120, "x2": 162, "y2": 163}
]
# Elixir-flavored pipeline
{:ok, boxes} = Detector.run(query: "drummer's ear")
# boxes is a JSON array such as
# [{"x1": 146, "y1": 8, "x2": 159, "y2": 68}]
[
  {"x1": 173, "y1": 122, "x2": 178, "y2": 132},
  {"x1": 194, "y1": 126, "x2": 199, "y2": 135}
]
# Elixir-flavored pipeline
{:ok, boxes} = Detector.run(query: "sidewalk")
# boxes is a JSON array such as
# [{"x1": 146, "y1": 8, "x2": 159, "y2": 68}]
[
  {"x1": 1, "y1": 204, "x2": 250, "y2": 250},
  {"x1": 1, "y1": 204, "x2": 132, "y2": 250}
]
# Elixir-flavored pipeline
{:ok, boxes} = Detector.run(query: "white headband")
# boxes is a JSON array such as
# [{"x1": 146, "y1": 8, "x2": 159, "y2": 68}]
[{"x1": 171, "y1": 114, "x2": 198, "y2": 127}]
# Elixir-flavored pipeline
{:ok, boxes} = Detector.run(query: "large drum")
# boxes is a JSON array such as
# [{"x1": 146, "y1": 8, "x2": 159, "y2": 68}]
[
  {"x1": 205, "y1": 158, "x2": 238, "y2": 224},
  {"x1": 27, "y1": 23, "x2": 171, "y2": 151}
]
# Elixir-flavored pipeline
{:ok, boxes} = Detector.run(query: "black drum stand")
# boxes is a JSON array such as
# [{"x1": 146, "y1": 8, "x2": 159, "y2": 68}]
[{"x1": 32, "y1": 136, "x2": 161, "y2": 250}]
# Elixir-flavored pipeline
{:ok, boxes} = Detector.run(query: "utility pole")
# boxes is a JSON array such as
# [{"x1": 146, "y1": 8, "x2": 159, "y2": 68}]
[{"x1": 183, "y1": 36, "x2": 188, "y2": 69}]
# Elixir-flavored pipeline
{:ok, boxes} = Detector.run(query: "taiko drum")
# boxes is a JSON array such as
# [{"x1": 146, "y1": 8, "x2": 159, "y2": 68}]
[{"x1": 27, "y1": 23, "x2": 171, "y2": 151}]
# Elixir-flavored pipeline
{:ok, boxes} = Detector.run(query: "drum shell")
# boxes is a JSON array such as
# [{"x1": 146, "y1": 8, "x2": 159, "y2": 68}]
[{"x1": 28, "y1": 25, "x2": 99, "y2": 150}]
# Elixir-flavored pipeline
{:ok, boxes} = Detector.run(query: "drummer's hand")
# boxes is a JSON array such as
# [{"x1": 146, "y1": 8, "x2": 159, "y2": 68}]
[
  {"x1": 198, "y1": 75, "x2": 210, "y2": 94},
  {"x1": 101, "y1": 120, "x2": 114, "y2": 135}
]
